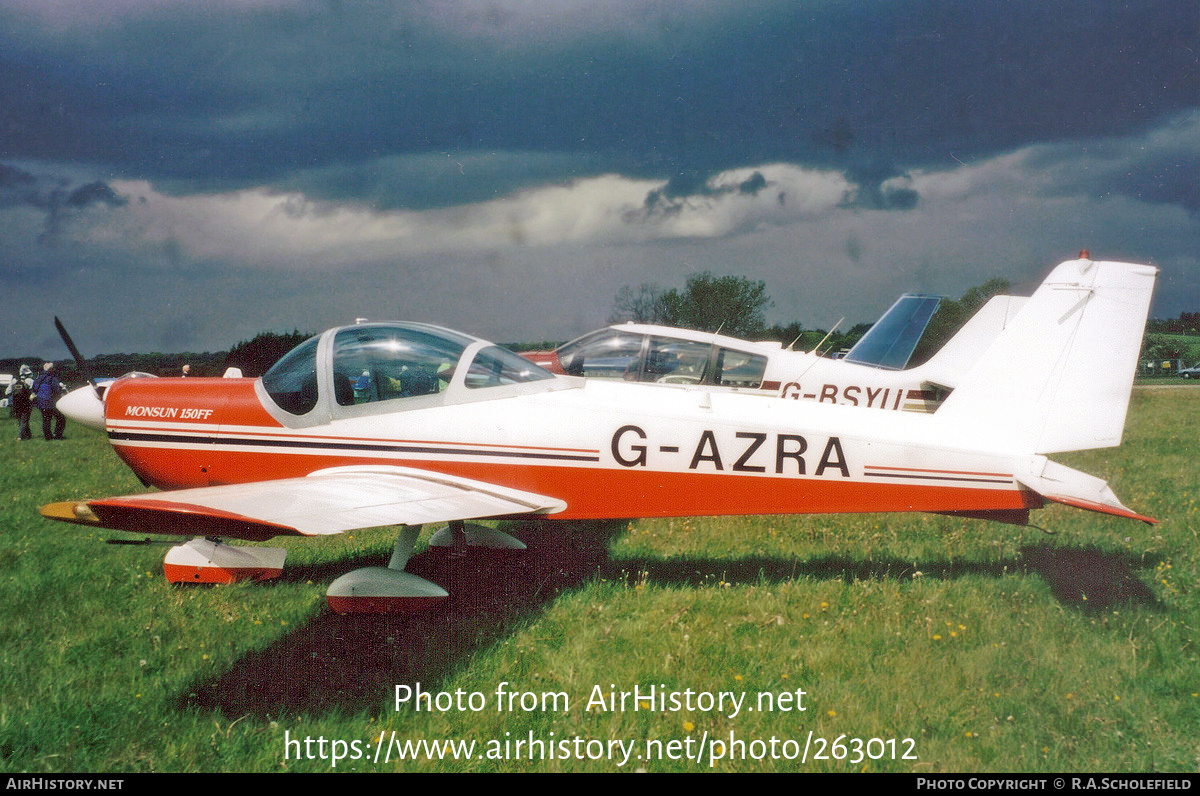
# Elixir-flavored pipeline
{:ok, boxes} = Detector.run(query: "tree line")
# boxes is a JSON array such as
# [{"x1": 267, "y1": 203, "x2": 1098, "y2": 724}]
[
  {"x1": 609, "y1": 271, "x2": 1014, "y2": 361},
  {"x1": 1, "y1": 330, "x2": 315, "y2": 385}
]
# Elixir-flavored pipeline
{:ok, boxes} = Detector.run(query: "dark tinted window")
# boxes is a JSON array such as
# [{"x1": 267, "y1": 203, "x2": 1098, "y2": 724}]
[
  {"x1": 556, "y1": 329, "x2": 644, "y2": 379},
  {"x1": 714, "y1": 347, "x2": 767, "y2": 388},
  {"x1": 262, "y1": 335, "x2": 321, "y2": 415},
  {"x1": 643, "y1": 337, "x2": 712, "y2": 383}
]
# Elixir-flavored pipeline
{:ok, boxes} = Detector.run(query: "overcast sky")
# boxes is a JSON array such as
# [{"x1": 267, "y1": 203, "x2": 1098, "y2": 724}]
[{"x1": 2, "y1": 0, "x2": 1198, "y2": 357}]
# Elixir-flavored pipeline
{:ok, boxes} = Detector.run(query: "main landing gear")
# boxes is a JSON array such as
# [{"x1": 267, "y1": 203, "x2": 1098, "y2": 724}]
[{"x1": 327, "y1": 521, "x2": 525, "y2": 613}]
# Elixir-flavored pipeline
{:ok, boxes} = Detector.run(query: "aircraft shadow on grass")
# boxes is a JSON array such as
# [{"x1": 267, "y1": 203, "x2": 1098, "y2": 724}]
[
  {"x1": 181, "y1": 519, "x2": 624, "y2": 719},
  {"x1": 180, "y1": 521, "x2": 1160, "y2": 719}
]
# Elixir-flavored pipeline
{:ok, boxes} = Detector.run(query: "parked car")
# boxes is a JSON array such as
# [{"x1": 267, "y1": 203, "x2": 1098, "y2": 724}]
[{"x1": 1178, "y1": 363, "x2": 1200, "y2": 378}]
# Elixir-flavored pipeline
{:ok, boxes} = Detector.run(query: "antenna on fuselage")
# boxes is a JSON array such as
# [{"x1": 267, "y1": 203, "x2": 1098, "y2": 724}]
[{"x1": 809, "y1": 318, "x2": 843, "y2": 357}]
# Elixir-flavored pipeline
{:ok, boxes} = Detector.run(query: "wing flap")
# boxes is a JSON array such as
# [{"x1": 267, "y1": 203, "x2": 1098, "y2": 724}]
[{"x1": 40, "y1": 465, "x2": 567, "y2": 540}]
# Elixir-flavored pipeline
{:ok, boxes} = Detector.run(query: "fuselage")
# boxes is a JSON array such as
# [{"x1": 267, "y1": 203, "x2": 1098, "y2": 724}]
[{"x1": 101, "y1": 337, "x2": 1040, "y2": 523}]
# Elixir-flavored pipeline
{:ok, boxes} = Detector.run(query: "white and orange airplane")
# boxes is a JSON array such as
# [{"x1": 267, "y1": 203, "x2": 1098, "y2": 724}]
[{"x1": 42, "y1": 256, "x2": 1157, "y2": 612}]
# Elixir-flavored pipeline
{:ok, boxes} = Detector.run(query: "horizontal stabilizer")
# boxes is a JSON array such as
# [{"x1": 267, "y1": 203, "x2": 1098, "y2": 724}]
[{"x1": 1016, "y1": 459, "x2": 1156, "y2": 525}]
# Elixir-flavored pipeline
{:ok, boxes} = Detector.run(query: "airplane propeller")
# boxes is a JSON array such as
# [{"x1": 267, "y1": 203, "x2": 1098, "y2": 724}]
[
  {"x1": 52, "y1": 316, "x2": 112, "y2": 429},
  {"x1": 54, "y1": 316, "x2": 94, "y2": 388},
  {"x1": 54, "y1": 316, "x2": 105, "y2": 400},
  {"x1": 51, "y1": 316, "x2": 161, "y2": 430}
]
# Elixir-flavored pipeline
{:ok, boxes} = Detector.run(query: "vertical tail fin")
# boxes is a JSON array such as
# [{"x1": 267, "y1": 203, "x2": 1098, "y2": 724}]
[
  {"x1": 935, "y1": 257, "x2": 1157, "y2": 454},
  {"x1": 843, "y1": 293, "x2": 942, "y2": 370}
]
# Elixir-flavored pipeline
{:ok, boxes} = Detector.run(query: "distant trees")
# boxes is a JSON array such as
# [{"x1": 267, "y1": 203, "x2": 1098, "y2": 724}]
[
  {"x1": 89, "y1": 351, "x2": 226, "y2": 379},
  {"x1": 765, "y1": 322, "x2": 872, "y2": 355},
  {"x1": 224, "y1": 330, "x2": 314, "y2": 377},
  {"x1": 608, "y1": 271, "x2": 1043, "y2": 364},
  {"x1": 1141, "y1": 334, "x2": 1187, "y2": 363},
  {"x1": 25, "y1": 351, "x2": 228, "y2": 384},
  {"x1": 609, "y1": 283, "x2": 672, "y2": 325},
  {"x1": 610, "y1": 272, "x2": 773, "y2": 339},
  {"x1": 4, "y1": 330, "x2": 315, "y2": 386},
  {"x1": 1142, "y1": 312, "x2": 1200, "y2": 370},
  {"x1": 1147, "y1": 312, "x2": 1200, "y2": 336}
]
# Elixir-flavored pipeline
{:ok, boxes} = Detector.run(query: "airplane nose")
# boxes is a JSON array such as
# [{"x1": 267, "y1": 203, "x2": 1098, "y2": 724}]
[{"x1": 58, "y1": 385, "x2": 106, "y2": 430}]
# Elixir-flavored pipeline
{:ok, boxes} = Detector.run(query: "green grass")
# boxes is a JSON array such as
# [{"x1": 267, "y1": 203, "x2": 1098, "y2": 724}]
[{"x1": 1, "y1": 388, "x2": 1197, "y2": 772}]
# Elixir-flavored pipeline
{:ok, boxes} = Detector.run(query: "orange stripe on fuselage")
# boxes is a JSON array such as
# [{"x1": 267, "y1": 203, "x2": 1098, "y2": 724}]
[{"x1": 111, "y1": 442, "x2": 1038, "y2": 521}]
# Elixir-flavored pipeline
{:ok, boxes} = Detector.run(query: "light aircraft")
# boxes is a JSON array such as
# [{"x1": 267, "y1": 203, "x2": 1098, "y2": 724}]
[
  {"x1": 41, "y1": 256, "x2": 1157, "y2": 612},
  {"x1": 523, "y1": 292, "x2": 1029, "y2": 414}
]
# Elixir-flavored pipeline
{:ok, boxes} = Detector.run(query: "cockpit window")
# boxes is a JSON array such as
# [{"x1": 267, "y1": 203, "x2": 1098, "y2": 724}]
[
  {"x1": 714, "y1": 347, "x2": 767, "y2": 388},
  {"x1": 556, "y1": 328, "x2": 644, "y2": 379},
  {"x1": 644, "y1": 336, "x2": 712, "y2": 384},
  {"x1": 333, "y1": 326, "x2": 469, "y2": 406},
  {"x1": 465, "y1": 346, "x2": 555, "y2": 389},
  {"x1": 262, "y1": 334, "x2": 321, "y2": 415}
]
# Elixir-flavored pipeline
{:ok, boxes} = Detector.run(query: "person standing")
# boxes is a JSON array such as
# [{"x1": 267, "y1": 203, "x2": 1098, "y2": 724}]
[
  {"x1": 32, "y1": 362, "x2": 66, "y2": 440},
  {"x1": 9, "y1": 364, "x2": 34, "y2": 440}
]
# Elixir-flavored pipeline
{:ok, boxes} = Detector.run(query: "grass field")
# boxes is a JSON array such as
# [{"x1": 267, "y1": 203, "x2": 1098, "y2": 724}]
[{"x1": 1, "y1": 388, "x2": 1197, "y2": 772}]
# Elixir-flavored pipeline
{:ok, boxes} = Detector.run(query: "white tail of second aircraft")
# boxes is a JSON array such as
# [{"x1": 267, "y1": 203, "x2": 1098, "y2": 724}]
[
  {"x1": 915, "y1": 294, "x2": 1028, "y2": 390},
  {"x1": 935, "y1": 257, "x2": 1157, "y2": 455}
]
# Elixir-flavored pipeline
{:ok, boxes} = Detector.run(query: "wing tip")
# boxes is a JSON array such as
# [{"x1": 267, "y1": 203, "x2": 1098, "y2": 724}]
[
  {"x1": 42, "y1": 496, "x2": 301, "y2": 540},
  {"x1": 39, "y1": 500, "x2": 100, "y2": 525}
]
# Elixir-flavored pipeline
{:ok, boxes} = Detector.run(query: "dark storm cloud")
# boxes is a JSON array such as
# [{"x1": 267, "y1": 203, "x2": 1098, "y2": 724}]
[
  {"x1": 640, "y1": 169, "x2": 772, "y2": 216},
  {"x1": 64, "y1": 181, "x2": 127, "y2": 209},
  {"x1": 1017, "y1": 111, "x2": 1200, "y2": 215},
  {"x1": 0, "y1": 162, "x2": 129, "y2": 245},
  {"x1": 40, "y1": 181, "x2": 128, "y2": 246},
  {"x1": 280, "y1": 150, "x2": 612, "y2": 212},
  {"x1": 0, "y1": 0, "x2": 1197, "y2": 358},
  {"x1": 839, "y1": 160, "x2": 920, "y2": 211},
  {"x1": 1122, "y1": 157, "x2": 1200, "y2": 214},
  {"x1": 0, "y1": 163, "x2": 38, "y2": 206},
  {"x1": 2, "y1": 0, "x2": 1196, "y2": 208}
]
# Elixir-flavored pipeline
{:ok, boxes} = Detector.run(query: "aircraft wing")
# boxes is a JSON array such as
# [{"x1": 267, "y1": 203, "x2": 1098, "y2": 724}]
[{"x1": 39, "y1": 465, "x2": 567, "y2": 541}]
